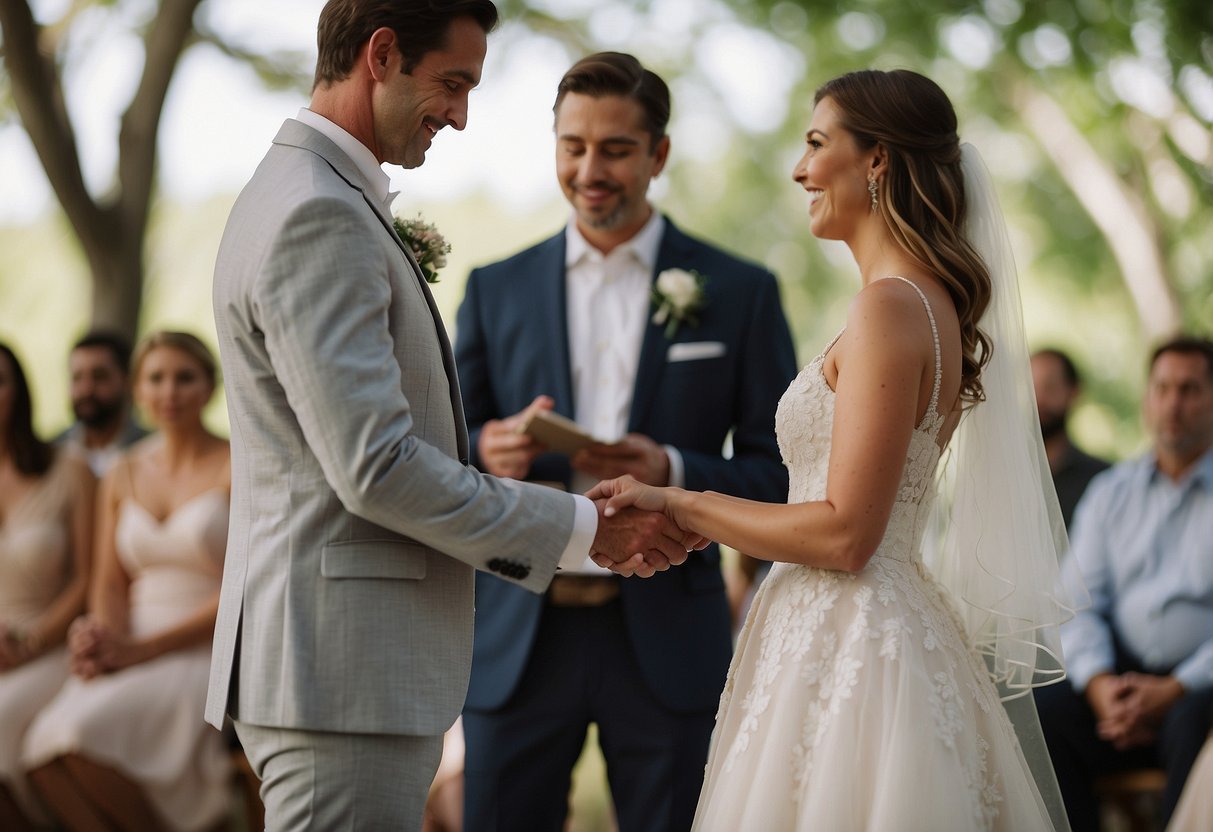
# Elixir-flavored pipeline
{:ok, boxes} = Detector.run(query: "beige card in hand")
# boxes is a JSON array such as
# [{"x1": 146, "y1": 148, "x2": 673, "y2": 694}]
[{"x1": 518, "y1": 410, "x2": 611, "y2": 456}]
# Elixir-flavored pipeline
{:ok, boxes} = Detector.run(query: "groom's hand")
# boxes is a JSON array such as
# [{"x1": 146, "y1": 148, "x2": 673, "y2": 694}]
[
  {"x1": 479, "y1": 395, "x2": 553, "y2": 479},
  {"x1": 589, "y1": 499, "x2": 697, "y2": 578}
]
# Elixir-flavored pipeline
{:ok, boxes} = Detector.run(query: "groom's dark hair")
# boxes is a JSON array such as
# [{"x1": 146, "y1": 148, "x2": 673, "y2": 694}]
[
  {"x1": 554, "y1": 52, "x2": 671, "y2": 151},
  {"x1": 313, "y1": 0, "x2": 498, "y2": 88}
]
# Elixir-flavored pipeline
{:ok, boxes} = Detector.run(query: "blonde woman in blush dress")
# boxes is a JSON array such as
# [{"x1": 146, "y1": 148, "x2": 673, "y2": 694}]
[
  {"x1": 590, "y1": 70, "x2": 1074, "y2": 830},
  {"x1": 23, "y1": 332, "x2": 231, "y2": 832},
  {"x1": 0, "y1": 343, "x2": 94, "y2": 830}
]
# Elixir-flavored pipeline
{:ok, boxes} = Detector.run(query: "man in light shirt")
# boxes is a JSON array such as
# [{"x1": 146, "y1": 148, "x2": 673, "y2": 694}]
[
  {"x1": 454, "y1": 52, "x2": 797, "y2": 831},
  {"x1": 1036, "y1": 336, "x2": 1213, "y2": 831}
]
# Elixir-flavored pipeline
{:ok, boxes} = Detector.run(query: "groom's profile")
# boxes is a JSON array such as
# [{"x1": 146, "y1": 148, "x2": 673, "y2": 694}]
[{"x1": 204, "y1": 2, "x2": 696, "y2": 827}]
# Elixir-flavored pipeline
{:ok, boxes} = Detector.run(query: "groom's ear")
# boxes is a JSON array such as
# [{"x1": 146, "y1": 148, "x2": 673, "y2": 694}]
[{"x1": 366, "y1": 27, "x2": 398, "y2": 81}]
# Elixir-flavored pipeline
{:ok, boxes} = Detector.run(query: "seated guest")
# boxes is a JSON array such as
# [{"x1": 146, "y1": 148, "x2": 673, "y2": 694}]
[
  {"x1": 1031, "y1": 347, "x2": 1110, "y2": 529},
  {"x1": 24, "y1": 332, "x2": 231, "y2": 832},
  {"x1": 56, "y1": 331, "x2": 147, "y2": 477},
  {"x1": 0, "y1": 343, "x2": 94, "y2": 830},
  {"x1": 1036, "y1": 336, "x2": 1213, "y2": 831}
]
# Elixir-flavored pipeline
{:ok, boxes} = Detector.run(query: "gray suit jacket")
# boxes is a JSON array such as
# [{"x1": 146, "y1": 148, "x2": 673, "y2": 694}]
[{"x1": 206, "y1": 119, "x2": 575, "y2": 737}]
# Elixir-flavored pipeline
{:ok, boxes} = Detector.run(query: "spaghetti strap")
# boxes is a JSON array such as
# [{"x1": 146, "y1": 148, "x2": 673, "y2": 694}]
[
  {"x1": 124, "y1": 453, "x2": 138, "y2": 503},
  {"x1": 887, "y1": 276, "x2": 942, "y2": 415}
]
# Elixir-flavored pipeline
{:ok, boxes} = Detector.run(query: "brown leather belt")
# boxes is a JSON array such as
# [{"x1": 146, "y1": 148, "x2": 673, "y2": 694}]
[{"x1": 547, "y1": 574, "x2": 621, "y2": 607}]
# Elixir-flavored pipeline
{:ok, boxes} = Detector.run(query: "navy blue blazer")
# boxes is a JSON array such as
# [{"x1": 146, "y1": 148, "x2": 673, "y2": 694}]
[{"x1": 455, "y1": 217, "x2": 797, "y2": 713}]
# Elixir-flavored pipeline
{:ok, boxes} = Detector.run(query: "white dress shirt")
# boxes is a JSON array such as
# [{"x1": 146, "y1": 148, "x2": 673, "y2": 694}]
[
  {"x1": 560, "y1": 210, "x2": 684, "y2": 574},
  {"x1": 296, "y1": 108, "x2": 398, "y2": 211}
]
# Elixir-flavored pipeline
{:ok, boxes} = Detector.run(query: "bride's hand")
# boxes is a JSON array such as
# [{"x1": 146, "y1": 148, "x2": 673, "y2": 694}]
[
  {"x1": 586, "y1": 475, "x2": 668, "y2": 515},
  {"x1": 586, "y1": 476, "x2": 706, "y2": 550}
]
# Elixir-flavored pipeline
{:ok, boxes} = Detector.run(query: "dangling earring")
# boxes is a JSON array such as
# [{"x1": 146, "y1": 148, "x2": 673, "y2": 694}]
[{"x1": 868, "y1": 175, "x2": 879, "y2": 213}]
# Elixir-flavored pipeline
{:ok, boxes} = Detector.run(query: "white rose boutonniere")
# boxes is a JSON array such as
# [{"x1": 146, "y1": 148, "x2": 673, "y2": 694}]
[
  {"x1": 392, "y1": 214, "x2": 451, "y2": 284},
  {"x1": 651, "y1": 268, "x2": 707, "y2": 338}
]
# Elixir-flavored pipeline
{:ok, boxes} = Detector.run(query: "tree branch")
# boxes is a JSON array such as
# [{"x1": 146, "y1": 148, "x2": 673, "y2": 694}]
[
  {"x1": 0, "y1": 0, "x2": 105, "y2": 238},
  {"x1": 190, "y1": 26, "x2": 310, "y2": 92},
  {"x1": 1013, "y1": 80, "x2": 1181, "y2": 339},
  {"x1": 115, "y1": 0, "x2": 205, "y2": 244}
]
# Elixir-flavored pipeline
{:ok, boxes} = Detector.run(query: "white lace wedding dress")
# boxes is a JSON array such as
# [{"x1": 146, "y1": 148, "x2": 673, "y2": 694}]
[{"x1": 692, "y1": 279, "x2": 1055, "y2": 831}]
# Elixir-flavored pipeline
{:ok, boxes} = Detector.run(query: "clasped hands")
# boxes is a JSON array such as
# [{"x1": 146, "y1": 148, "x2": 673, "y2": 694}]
[
  {"x1": 66, "y1": 615, "x2": 145, "y2": 680},
  {"x1": 1085, "y1": 671, "x2": 1185, "y2": 750},
  {"x1": 586, "y1": 475, "x2": 702, "y2": 578},
  {"x1": 479, "y1": 397, "x2": 706, "y2": 577}
]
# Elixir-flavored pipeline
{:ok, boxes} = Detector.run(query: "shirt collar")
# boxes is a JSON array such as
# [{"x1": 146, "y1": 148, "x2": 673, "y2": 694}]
[
  {"x1": 564, "y1": 209, "x2": 665, "y2": 272},
  {"x1": 1144, "y1": 445, "x2": 1213, "y2": 489},
  {"x1": 296, "y1": 108, "x2": 397, "y2": 210},
  {"x1": 1190, "y1": 446, "x2": 1213, "y2": 487}
]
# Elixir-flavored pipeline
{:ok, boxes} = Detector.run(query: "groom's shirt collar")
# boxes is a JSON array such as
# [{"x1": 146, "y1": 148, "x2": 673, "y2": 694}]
[
  {"x1": 564, "y1": 208, "x2": 664, "y2": 271},
  {"x1": 296, "y1": 108, "x2": 398, "y2": 210}
]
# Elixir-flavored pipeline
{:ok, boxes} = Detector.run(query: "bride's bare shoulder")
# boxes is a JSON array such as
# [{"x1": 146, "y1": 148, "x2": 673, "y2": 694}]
[{"x1": 843, "y1": 279, "x2": 934, "y2": 351}]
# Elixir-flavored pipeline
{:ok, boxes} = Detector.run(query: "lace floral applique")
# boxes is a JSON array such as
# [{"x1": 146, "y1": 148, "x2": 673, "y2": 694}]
[{"x1": 696, "y1": 317, "x2": 1045, "y2": 830}]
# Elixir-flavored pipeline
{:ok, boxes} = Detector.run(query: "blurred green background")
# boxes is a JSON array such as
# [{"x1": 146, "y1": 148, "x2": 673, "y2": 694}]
[
  {"x1": 2, "y1": 0, "x2": 1210, "y2": 458},
  {"x1": 2, "y1": 2, "x2": 1211, "y2": 826}
]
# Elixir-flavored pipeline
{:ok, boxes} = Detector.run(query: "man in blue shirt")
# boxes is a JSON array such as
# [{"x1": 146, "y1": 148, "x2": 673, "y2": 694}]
[{"x1": 1036, "y1": 335, "x2": 1213, "y2": 831}]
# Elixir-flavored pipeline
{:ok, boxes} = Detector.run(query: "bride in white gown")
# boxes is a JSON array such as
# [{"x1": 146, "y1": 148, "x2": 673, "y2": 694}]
[{"x1": 590, "y1": 70, "x2": 1073, "y2": 830}]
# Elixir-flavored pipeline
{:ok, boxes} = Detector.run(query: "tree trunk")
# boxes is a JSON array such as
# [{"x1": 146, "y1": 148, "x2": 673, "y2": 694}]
[
  {"x1": 85, "y1": 212, "x2": 145, "y2": 336},
  {"x1": 1013, "y1": 81, "x2": 1181, "y2": 340},
  {"x1": 0, "y1": 0, "x2": 204, "y2": 341}
]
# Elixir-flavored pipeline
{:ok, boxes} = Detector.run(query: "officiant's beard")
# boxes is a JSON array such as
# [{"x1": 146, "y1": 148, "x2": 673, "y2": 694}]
[{"x1": 580, "y1": 193, "x2": 631, "y2": 231}]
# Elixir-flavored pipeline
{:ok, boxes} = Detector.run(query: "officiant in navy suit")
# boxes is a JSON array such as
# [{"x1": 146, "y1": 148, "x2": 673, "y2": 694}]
[{"x1": 454, "y1": 52, "x2": 797, "y2": 831}]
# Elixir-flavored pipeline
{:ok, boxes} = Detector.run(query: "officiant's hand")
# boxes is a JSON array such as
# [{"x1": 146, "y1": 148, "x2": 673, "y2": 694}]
[
  {"x1": 479, "y1": 395, "x2": 553, "y2": 479},
  {"x1": 588, "y1": 499, "x2": 703, "y2": 578},
  {"x1": 572, "y1": 433, "x2": 670, "y2": 485}
]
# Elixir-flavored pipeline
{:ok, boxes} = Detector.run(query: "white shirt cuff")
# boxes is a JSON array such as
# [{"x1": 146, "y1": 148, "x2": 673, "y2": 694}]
[
  {"x1": 664, "y1": 445, "x2": 685, "y2": 488},
  {"x1": 558, "y1": 494, "x2": 599, "y2": 570}
]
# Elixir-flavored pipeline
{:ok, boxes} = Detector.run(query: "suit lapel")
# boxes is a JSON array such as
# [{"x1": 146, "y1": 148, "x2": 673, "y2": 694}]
[
  {"x1": 628, "y1": 218, "x2": 689, "y2": 431},
  {"x1": 274, "y1": 119, "x2": 470, "y2": 463},
  {"x1": 539, "y1": 235, "x2": 576, "y2": 418}
]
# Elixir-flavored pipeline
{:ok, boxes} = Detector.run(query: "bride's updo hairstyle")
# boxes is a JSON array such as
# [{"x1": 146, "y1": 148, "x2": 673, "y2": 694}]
[{"x1": 815, "y1": 70, "x2": 992, "y2": 404}]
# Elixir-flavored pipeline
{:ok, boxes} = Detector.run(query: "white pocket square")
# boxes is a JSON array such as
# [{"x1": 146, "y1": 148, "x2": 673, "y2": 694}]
[{"x1": 667, "y1": 341, "x2": 727, "y2": 362}]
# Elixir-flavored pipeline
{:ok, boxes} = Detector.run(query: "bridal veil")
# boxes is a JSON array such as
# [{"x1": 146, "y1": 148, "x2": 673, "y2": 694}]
[{"x1": 925, "y1": 143, "x2": 1081, "y2": 830}]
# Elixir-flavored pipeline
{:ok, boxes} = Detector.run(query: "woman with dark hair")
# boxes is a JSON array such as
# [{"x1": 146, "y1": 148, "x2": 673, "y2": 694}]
[
  {"x1": 23, "y1": 332, "x2": 231, "y2": 832},
  {"x1": 590, "y1": 70, "x2": 1073, "y2": 829},
  {"x1": 0, "y1": 343, "x2": 94, "y2": 830}
]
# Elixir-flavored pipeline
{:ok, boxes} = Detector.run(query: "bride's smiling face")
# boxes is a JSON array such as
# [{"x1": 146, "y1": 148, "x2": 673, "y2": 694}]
[{"x1": 791, "y1": 97, "x2": 877, "y2": 241}]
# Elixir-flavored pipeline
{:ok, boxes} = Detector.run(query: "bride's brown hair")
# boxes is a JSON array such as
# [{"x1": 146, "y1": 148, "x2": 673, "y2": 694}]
[{"x1": 815, "y1": 70, "x2": 992, "y2": 404}]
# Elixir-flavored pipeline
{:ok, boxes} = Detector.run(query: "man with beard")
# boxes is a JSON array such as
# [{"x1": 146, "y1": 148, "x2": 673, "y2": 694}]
[
  {"x1": 56, "y1": 331, "x2": 146, "y2": 476},
  {"x1": 1031, "y1": 348, "x2": 1109, "y2": 529},
  {"x1": 453, "y1": 52, "x2": 796, "y2": 830}
]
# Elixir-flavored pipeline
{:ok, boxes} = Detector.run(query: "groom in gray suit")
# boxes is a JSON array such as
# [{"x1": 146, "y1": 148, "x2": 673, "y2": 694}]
[{"x1": 205, "y1": 2, "x2": 695, "y2": 828}]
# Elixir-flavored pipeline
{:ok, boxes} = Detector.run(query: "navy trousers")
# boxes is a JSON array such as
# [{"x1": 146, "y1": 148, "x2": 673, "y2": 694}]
[{"x1": 462, "y1": 600, "x2": 716, "y2": 832}]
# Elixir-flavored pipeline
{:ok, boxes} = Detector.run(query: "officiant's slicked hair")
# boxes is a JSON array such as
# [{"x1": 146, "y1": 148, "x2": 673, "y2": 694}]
[
  {"x1": 313, "y1": 0, "x2": 498, "y2": 89},
  {"x1": 816, "y1": 69, "x2": 993, "y2": 405},
  {"x1": 554, "y1": 52, "x2": 670, "y2": 150}
]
